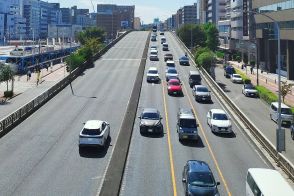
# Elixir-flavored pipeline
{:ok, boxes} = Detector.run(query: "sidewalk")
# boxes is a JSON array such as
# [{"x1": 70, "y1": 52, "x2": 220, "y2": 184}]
[
  {"x1": 0, "y1": 63, "x2": 69, "y2": 119},
  {"x1": 228, "y1": 61, "x2": 294, "y2": 107}
]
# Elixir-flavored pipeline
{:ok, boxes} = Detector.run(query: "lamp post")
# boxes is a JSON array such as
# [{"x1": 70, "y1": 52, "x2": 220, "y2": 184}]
[{"x1": 233, "y1": 9, "x2": 283, "y2": 152}]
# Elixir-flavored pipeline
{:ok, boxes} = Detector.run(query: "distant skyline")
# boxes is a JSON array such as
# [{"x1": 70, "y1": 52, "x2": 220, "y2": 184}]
[{"x1": 47, "y1": 0, "x2": 198, "y2": 24}]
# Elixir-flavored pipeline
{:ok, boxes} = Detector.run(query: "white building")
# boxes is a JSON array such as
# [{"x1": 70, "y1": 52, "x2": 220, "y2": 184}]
[{"x1": 48, "y1": 24, "x2": 83, "y2": 43}]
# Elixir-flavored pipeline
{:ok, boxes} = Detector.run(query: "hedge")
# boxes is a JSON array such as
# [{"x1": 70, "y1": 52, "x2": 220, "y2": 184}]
[
  {"x1": 256, "y1": 85, "x2": 278, "y2": 104},
  {"x1": 235, "y1": 69, "x2": 251, "y2": 84},
  {"x1": 216, "y1": 51, "x2": 224, "y2": 59}
]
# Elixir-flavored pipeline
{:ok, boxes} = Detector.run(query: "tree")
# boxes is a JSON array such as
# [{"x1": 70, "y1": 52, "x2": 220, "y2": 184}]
[
  {"x1": 76, "y1": 27, "x2": 106, "y2": 45},
  {"x1": 196, "y1": 51, "x2": 215, "y2": 71},
  {"x1": 177, "y1": 24, "x2": 206, "y2": 49},
  {"x1": 0, "y1": 64, "x2": 15, "y2": 96},
  {"x1": 281, "y1": 81, "x2": 294, "y2": 103},
  {"x1": 194, "y1": 47, "x2": 211, "y2": 64},
  {"x1": 201, "y1": 23, "x2": 219, "y2": 51}
]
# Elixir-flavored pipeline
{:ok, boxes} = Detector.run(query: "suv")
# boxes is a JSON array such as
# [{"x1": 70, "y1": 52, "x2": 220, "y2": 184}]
[
  {"x1": 182, "y1": 160, "x2": 220, "y2": 196},
  {"x1": 177, "y1": 108, "x2": 199, "y2": 141},
  {"x1": 192, "y1": 85, "x2": 211, "y2": 102},
  {"x1": 189, "y1": 70, "x2": 201, "y2": 87}
]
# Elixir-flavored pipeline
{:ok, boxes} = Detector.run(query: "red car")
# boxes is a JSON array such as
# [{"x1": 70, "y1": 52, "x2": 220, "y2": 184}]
[{"x1": 167, "y1": 79, "x2": 183, "y2": 95}]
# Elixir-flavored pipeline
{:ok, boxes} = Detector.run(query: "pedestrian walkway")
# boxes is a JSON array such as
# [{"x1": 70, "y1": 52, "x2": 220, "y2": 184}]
[
  {"x1": 0, "y1": 63, "x2": 69, "y2": 119},
  {"x1": 228, "y1": 61, "x2": 294, "y2": 107}
]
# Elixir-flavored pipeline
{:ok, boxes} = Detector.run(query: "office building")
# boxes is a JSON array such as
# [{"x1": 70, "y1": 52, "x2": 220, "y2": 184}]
[
  {"x1": 181, "y1": 3, "x2": 198, "y2": 25},
  {"x1": 134, "y1": 17, "x2": 141, "y2": 30},
  {"x1": 253, "y1": 0, "x2": 294, "y2": 80},
  {"x1": 218, "y1": 0, "x2": 231, "y2": 50},
  {"x1": 206, "y1": 0, "x2": 226, "y2": 24},
  {"x1": 96, "y1": 4, "x2": 135, "y2": 40}
]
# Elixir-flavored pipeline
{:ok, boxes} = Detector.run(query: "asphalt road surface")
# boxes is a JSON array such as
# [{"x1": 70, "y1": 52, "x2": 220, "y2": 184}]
[
  {"x1": 214, "y1": 65, "x2": 294, "y2": 164},
  {"x1": 0, "y1": 31, "x2": 149, "y2": 195},
  {"x1": 120, "y1": 32, "x2": 271, "y2": 196}
]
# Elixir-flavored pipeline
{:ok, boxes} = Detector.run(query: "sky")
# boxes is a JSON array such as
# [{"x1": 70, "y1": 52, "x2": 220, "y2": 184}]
[{"x1": 47, "y1": 0, "x2": 198, "y2": 24}]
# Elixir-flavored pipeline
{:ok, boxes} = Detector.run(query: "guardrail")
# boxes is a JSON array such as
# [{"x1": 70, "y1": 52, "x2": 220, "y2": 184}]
[
  {"x1": 0, "y1": 30, "x2": 132, "y2": 137},
  {"x1": 171, "y1": 32, "x2": 294, "y2": 181}
]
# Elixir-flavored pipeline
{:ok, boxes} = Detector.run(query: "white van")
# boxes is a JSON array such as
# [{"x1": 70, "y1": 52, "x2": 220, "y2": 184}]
[
  {"x1": 246, "y1": 168, "x2": 294, "y2": 196},
  {"x1": 270, "y1": 102, "x2": 293, "y2": 126}
]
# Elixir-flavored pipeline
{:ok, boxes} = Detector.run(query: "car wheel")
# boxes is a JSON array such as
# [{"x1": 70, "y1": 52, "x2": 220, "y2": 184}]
[{"x1": 291, "y1": 131, "x2": 294, "y2": 140}]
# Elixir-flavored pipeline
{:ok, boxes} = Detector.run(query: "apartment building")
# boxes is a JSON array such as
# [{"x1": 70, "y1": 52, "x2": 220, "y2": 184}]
[
  {"x1": 181, "y1": 3, "x2": 198, "y2": 25},
  {"x1": 206, "y1": 0, "x2": 226, "y2": 24}
]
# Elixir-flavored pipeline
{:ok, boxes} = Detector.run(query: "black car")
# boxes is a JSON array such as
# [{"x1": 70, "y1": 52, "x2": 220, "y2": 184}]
[
  {"x1": 182, "y1": 160, "x2": 220, "y2": 196},
  {"x1": 291, "y1": 124, "x2": 294, "y2": 140},
  {"x1": 139, "y1": 108, "x2": 163, "y2": 135}
]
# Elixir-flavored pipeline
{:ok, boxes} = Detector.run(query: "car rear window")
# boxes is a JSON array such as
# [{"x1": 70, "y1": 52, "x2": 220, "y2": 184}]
[
  {"x1": 180, "y1": 119, "x2": 197, "y2": 128},
  {"x1": 148, "y1": 70, "x2": 158, "y2": 74},
  {"x1": 82, "y1": 128, "x2": 101, "y2": 135},
  {"x1": 142, "y1": 112, "x2": 159, "y2": 120},
  {"x1": 197, "y1": 87, "x2": 208, "y2": 92},
  {"x1": 188, "y1": 172, "x2": 215, "y2": 187},
  {"x1": 212, "y1": 113, "x2": 228, "y2": 120}
]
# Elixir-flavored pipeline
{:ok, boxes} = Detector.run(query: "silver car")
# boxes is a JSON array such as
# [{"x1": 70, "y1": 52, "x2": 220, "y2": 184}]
[
  {"x1": 192, "y1": 85, "x2": 211, "y2": 102},
  {"x1": 139, "y1": 108, "x2": 163, "y2": 135},
  {"x1": 79, "y1": 120, "x2": 110, "y2": 148}
]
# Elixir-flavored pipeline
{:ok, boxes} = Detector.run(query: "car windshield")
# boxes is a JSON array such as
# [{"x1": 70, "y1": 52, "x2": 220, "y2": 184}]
[
  {"x1": 167, "y1": 63, "x2": 175, "y2": 67},
  {"x1": 165, "y1": 54, "x2": 172, "y2": 57},
  {"x1": 197, "y1": 87, "x2": 208, "y2": 92},
  {"x1": 281, "y1": 108, "x2": 292, "y2": 115},
  {"x1": 142, "y1": 112, "x2": 159, "y2": 120},
  {"x1": 181, "y1": 57, "x2": 188, "y2": 60},
  {"x1": 170, "y1": 81, "x2": 180, "y2": 86},
  {"x1": 234, "y1": 75, "x2": 241, "y2": 78},
  {"x1": 190, "y1": 75, "x2": 200, "y2": 80},
  {"x1": 212, "y1": 113, "x2": 228, "y2": 120},
  {"x1": 245, "y1": 85, "x2": 255, "y2": 89},
  {"x1": 180, "y1": 119, "x2": 197, "y2": 128},
  {"x1": 82, "y1": 128, "x2": 101, "y2": 135},
  {"x1": 188, "y1": 172, "x2": 215, "y2": 187},
  {"x1": 148, "y1": 70, "x2": 158, "y2": 74},
  {"x1": 168, "y1": 69, "x2": 177, "y2": 74}
]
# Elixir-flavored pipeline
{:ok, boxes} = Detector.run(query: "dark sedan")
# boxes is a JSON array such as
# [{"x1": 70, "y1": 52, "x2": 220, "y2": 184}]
[
  {"x1": 179, "y1": 56, "x2": 190, "y2": 66},
  {"x1": 164, "y1": 53, "x2": 173, "y2": 61},
  {"x1": 182, "y1": 160, "x2": 220, "y2": 196}
]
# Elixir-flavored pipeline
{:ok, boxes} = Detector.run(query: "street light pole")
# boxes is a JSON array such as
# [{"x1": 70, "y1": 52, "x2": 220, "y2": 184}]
[{"x1": 233, "y1": 9, "x2": 283, "y2": 152}]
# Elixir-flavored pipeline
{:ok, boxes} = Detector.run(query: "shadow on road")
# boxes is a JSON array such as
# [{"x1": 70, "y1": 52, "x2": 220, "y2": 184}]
[
  {"x1": 216, "y1": 82, "x2": 231, "y2": 93},
  {"x1": 180, "y1": 137, "x2": 205, "y2": 148},
  {"x1": 213, "y1": 131, "x2": 236, "y2": 138},
  {"x1": 140, "y1": 131, "x2": 164, "y2": 138},
  {"x1": 79, "y1": 137, "x2": 112, "y2": 158}
]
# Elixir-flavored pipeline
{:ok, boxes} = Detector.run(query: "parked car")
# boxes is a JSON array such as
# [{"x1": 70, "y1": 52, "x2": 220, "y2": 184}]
[
  {"x1": 192, "y1": 85, "x2": 211, "y2": 102},
  {"x1": 139, "y1": 108, "x2": 163, "y2": 135},
  {"x1": 79, "y1": 120, "x2": 110, "y2": 148},
  {"x1": 164, "y1": 53, "x2": 173, "y2": 61},
  {"x1": 182, "y1": 160, "x2": 220, "y2": 196},
  {"x1": 270, "y1": 102, "x2": 293, "y2": 126},
  {"x1": 146, "y1": 67, "x2": 160, "y2": 83},
  {"x1": 167, "y1": 78, "x2": 182, "y2": 95},
  {"x1": 207, "y1": 109, "x2": 233, "y2": 134},
  {"x1": 242, "y1": 84, "x2": 258, "y2": 97},
  {"x1": 291, "y1": 124, "x2": 294, "y2": 140},
  {"x1": 177, "y1": 108, "x2": 199, "y2": 141},
  {"x1": 231, "y1": 74, "x2": 243, "y2": 83},
  {"x1": 166, "y1": 68, "x2": 178, "y2": 81},
  {"x1": 189, "y1": 70, "x2": 201, "y2": 87},
  {"x1": 224, "y1": 65, "x2": 235, "y2": 78},
  {"x1": 179, "y1": 56, "x2": 190, "y2": 65}
]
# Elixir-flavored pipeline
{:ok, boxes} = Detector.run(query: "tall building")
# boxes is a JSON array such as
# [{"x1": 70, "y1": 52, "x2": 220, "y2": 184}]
[
  {"x1": 218, "y1": 0, "x2": 231, "y2": 50},
  {"x1": 134, "y1": 17, "x2": 141, "y2": 30},
  {"x1": 198, "y1": 0, "x2": 207, "y2": 24},
  {"x1": 181, "y1": 3, "x2": 198, "y2": 25},
  {"x1": 206, "y1": 0, "x2": 226, "y2": 24},
  {"x1": 23, "y1": 0, "x2": 41, "y2": 39},
  {"x1": 253, "y1": 0, "x2": 294, "y2": 80},
  {"x1": 60, "y1": 8, "x2": 72, "y2": 24},
  {"x1": 175, "y1": 8, "x2": 182, "y2": 29},
  {"x1": 96, "y1": 4, "x2": 135, "y2": 40}
]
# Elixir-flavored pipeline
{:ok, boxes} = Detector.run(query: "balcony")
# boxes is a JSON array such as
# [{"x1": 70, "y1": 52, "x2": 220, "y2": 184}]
[{"x1": 207, "y1": 0, "x2": 212, "y2": 6}]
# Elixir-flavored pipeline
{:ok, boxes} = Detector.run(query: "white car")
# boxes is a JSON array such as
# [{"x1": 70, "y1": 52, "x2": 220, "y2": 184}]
[
  {"x1": 150, "y1": 49, "x2": 158, "y2": 54},
  {"x1": 242, "y1": 84, "x2": 258, "y2": 97},
  {"x1": 150, "y1": 46, "x2": 157, "y2": 50},
  {"x1": 206, "y1": 109, "x2": 232, "y2": 134},
  {"x1": 79, "y1": 120, "x2": 110, "y2": 148},
  {"x1": 146, "y1": 67, "x2": 160, "y2": 83},
  {"x1": 231, "y1": 74, "x2": 243, "y2": 83}
]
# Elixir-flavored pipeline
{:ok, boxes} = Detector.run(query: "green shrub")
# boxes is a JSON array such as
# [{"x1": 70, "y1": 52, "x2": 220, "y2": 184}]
[
  {"x1": 235, "y1": 69, "x2": 251, "y2": 84},
  {"x1": 65, "y1": 53, "x2": 86, "y2": 70},
  {"x1": 4, "y1": 90, "x2": 13, "y2": 97},
  {"x1": 197, "y1": 51, "x2": 215, "y2": 71},
  {"x1": 194, "y1": 47, "x2": 211, "y2": 64},
  {"x1": 256, "y1": 85, "x2": 278, "y2": 104},
  {"x1": 216, "y1": 51, "x2": 225, "y2": 59},
  {"x1": 291, "y1": 107, "x2": 294, "y2": 114}
]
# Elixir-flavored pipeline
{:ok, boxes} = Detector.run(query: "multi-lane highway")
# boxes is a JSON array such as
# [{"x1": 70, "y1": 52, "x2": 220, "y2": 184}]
[
  {"x1": 0, "y1": 32, "x2": 149, "y2": 195},
  {"x1": 120, "y1": 32, "x2": 271, "y2": 196},
  {"x1": 214, "y1": 66, "x2": 294, "y2": 163}
]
